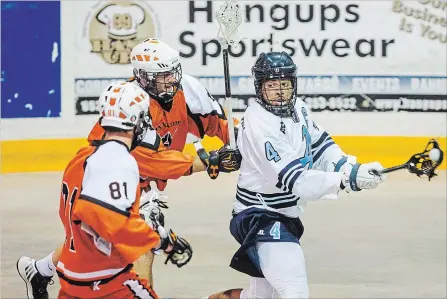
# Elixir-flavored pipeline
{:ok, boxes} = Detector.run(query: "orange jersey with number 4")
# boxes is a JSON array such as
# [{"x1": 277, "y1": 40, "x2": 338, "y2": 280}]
[
  {"x1": 88, "y1": 74, "x2": 229, "y2": 184},
  {"x1": 148, "y1": 74, "x2": 229, "y2": 151}
]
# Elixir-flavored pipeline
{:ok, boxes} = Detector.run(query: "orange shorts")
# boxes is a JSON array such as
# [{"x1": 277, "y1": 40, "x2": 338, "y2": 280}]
[{"x1": 57, "y1": 270, "x2": 158, "y2": 299}]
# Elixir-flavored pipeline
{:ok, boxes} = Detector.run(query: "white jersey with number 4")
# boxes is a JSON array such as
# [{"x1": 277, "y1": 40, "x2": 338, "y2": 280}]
[{"x1": 235, "y1": 100, "x2": 350, "y2": 218}]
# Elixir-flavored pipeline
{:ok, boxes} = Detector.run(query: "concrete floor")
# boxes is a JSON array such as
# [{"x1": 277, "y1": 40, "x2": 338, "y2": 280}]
[{"x1": 1, "y1": 170, "x2": 446, "y2": 298}]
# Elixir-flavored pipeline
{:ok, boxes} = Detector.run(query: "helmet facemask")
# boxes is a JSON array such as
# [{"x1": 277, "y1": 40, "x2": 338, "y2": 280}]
[
  {"x1": 134, "y1": 64, "x2": 182, "y2": 109},
  {"x1": 251, "y1": 51, "x2": 298, "y2": 119},
  {"x1": 130, "y1": 111, "x2": 151, "y2": 151},
  {"x1": 255, "y1": 76, "x2": 297, "y2": 118},
  {"x1": 260, "y1": 78, "x2": 295, "y2": 115}
]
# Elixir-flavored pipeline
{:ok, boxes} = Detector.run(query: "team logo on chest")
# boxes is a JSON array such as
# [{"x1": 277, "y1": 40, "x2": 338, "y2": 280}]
[
  {"x1": 280, "y1": 121, "x2": 286, "y2": 134},
  {"x1": 161, "y1": 132, "x2": 173, "y2": 148},
  {"x1": 155, "y1": 120, "x2": 182, "y2": 131}
]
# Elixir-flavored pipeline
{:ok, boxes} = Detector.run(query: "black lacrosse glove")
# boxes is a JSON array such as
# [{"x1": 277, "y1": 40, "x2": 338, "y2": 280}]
[
  {"x1": 153, "y1": 227, "x2": 193, "y2": 268},
  {"x1": 217, "y1": 144, "x2": 242, "y2": 173},
  {"x1": 206, "y1": 150, "x2": 221, "y2": 179},
  {"x1": 195, "y1": 142, "x2": 220, "y2": 180}
]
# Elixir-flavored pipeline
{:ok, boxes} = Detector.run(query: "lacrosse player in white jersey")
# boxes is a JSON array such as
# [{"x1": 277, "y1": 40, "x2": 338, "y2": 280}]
[{"x1": 206, "y1": 51, "x2": 387, "y2": 299}]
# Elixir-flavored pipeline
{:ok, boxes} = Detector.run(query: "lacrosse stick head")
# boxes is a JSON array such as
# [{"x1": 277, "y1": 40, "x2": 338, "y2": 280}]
[
  {"x1": 139, "y1": 189, "x2": 169, "y2": 229},
  {"x1": 215, "y1": 0, "x2": 243, "y2": 49},
  {"x1": 405, "y1": 139, "x2": 444, "y2": 180}
]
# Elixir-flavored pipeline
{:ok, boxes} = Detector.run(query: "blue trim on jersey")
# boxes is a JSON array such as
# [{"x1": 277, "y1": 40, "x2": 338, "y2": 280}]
[
  {"x1": 282, "y1": 165, "x2": 304, "y2": 192},
  {"x1": 349, "y1": 163, "x2": 362, "y2": 191},
  {"x1": 310, "y1": 130, "x2": 336, "y2": 164},
  {"x1": 312, "y1": 140, "x2": 336, "y2": 163},
  {"x1": 334, "y1": 157, "x2": 348, "y2": 172},
  {"x1": 236, "y1": 186, "x2": 299, "y2": 209},
  {"x1": 311, "y1": 132, "x2": 329, "y2": 150},
  {"x1": 238, "y1": 186, "x2": 296, "y2": 199},
  {"x1": 276, "y1": 159, "x2": 304, "y2": 191},
  {"x1": 287, "y1": 169, "x2": 303, "y2": 192}
]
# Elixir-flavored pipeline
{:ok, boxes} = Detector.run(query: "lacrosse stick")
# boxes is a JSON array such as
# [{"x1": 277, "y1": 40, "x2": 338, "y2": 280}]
[
  {"x1": 215, "y1": 0, "x2": 243, "y2": 150},
  {"x1": 140, "y1": 189, "x2": 169, "y2": 211},
  {"x1": 139, "y1": 189, "x2": 169, "y2": 228},
  {"x1": 139, "y1": 189, "x2": 169, "y2": 257},
  {"x1": 370, "y1": 139, "x2": 444, "y2": 181}
]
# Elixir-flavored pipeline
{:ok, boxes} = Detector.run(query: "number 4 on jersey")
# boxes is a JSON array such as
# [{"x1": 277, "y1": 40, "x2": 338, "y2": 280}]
[
  {"x1": 270, "y1": 221, "x2": 281, "y2": 239},
  {"x1": 299, "y1": 126, "x2": 313, "y2": 168},
  {"x1": 265, "y1": 141, "x2": 281, "y2": 162}
]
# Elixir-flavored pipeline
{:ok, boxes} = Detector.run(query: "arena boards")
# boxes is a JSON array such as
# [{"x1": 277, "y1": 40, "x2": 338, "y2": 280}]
[{"x1": 2, "y1": 136, "x2": 446, "y2": 173}]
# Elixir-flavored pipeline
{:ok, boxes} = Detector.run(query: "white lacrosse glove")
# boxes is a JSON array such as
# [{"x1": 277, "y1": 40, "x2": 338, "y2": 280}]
[
  {"x1": 341, "y1": 162, "x2": 386, "y2": 192},
  {"x1": 334, "y1": 155, "x2": 357, "y2": 174},
  {"x1": 335, "y1": 156, "x2": 386, "y2": 192}
]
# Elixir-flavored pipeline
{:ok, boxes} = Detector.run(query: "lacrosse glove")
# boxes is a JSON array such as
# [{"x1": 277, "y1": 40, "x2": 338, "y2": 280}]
[
  {"x1": 217, "y1": 144, "x2": 242, "y2": 173},
  {"x1": 195, "y1": 144, "x2": 242, "y2": 179},
  {"x1": 335, "y1": 156, "x2": 386, "y2": 192},
  {"x1": 153, "y1": 226, "x2": 193, "y2": 268}
]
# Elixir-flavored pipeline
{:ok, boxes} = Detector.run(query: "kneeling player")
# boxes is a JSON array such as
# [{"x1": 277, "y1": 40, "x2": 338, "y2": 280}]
[{"x1": 207, "y1": 52, "x2": 387, "y2": 298}]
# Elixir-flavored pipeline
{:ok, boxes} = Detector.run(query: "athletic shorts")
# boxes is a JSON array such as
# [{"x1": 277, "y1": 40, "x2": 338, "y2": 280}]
[
  {"x1": 57, "y1": 268, "x2": 158, "y2": 299},
  {"x1": 229, "y1": 207, "x2": 304, "y2": 277}
]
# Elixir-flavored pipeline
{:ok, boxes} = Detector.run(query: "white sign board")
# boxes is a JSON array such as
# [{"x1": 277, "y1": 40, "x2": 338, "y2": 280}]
[
  {"x1": 68, "y1": 0, "x2": 446, "y2": 77},
  {"x1": 1, "y1": 0, "x2": 445, "y2": 141}
]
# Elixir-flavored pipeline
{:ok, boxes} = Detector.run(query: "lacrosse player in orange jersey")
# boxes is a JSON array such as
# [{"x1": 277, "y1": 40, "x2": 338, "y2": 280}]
[
  {"x1": 52, "y1": 81, "x2": 191, "y2": 299},
  {"x1": 88, "y1": 38, "x2": 240, "y2": 190},
  {"x1": 17, "y1": 39, "x2": 241, "y2": 299},
  {"x1": 87, "y1": 37, "x2": 242, "y2": 285}
]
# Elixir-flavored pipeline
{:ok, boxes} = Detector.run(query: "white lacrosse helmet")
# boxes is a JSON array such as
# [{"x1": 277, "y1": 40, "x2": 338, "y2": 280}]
[
  {"x1": 130, "y1": 38, "x2": 182, "y2": 107},
  {"x1": 99, "y1": 81, "x2": 151, "y2": 149}
]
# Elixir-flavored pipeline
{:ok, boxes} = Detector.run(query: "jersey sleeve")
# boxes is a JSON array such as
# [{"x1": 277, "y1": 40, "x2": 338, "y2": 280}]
[
  {"x1": 131, "y1": 125, "x2": 195, "y2": 180},
  {"x1": 182, "y1": 74, "x2": 229, "y2": 143},
  {"x1": 132, "y1": 147, "x2": 195, "y2": 181},
  {"x1": 240, "y1": 111, "x2": 343, "y2": 202},
  {"x1": 187, "y1": 105, "x2": 229, "y2": 143},
  {"x1": 73, "y1": 153, "x2": 160, "y2": 263},
  {"x1": 87, "y1": 120, "x2": 194, "y2": 181},
  {"x1": 301, "y1": 103, "x2": 357, "y2": 172}
]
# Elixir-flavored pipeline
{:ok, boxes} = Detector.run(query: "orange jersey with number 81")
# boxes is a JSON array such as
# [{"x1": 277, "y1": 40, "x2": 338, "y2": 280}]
[{"x1": 56, "y1": 140, "x2": 160, "y2": 298}]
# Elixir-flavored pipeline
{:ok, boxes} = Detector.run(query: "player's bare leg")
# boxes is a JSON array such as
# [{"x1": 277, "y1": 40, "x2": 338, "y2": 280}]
[
  {"x1": 52, "y1": 245, "x2": 62, "y2": 266},
  {"x1": 135, "y1": 187, "x2": 169, "y2": 287},
  {"x1": 133, "y1": 251, "x2": 155, "y2": 286}
]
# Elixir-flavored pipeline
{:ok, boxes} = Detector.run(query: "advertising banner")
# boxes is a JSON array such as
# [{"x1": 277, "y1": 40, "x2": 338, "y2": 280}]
[
  {"x1": 68, "y1": 0, "x2": 446, "y2": 115},
  {"x1": 74, "y1": 75, "x2": 447, "y2": 115}
]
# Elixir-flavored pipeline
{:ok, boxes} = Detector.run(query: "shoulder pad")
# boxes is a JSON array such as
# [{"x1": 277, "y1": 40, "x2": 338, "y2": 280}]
[
  {"x1": 244, "y1": 102, "x2": 282, "y2": 137},
  {"x1": 181, "y1": 74, "x2": 224, "y2": 117}
]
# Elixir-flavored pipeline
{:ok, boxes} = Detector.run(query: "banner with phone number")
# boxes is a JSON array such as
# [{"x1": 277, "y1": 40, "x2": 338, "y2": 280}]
[{"x1": 74, "y1": 75, "x2": 447, "y2": 115}]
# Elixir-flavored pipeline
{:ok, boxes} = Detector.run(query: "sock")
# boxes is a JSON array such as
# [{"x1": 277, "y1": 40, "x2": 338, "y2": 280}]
[{"x1": 35, "y1": 252, "x2": 56, "y2": 277}]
